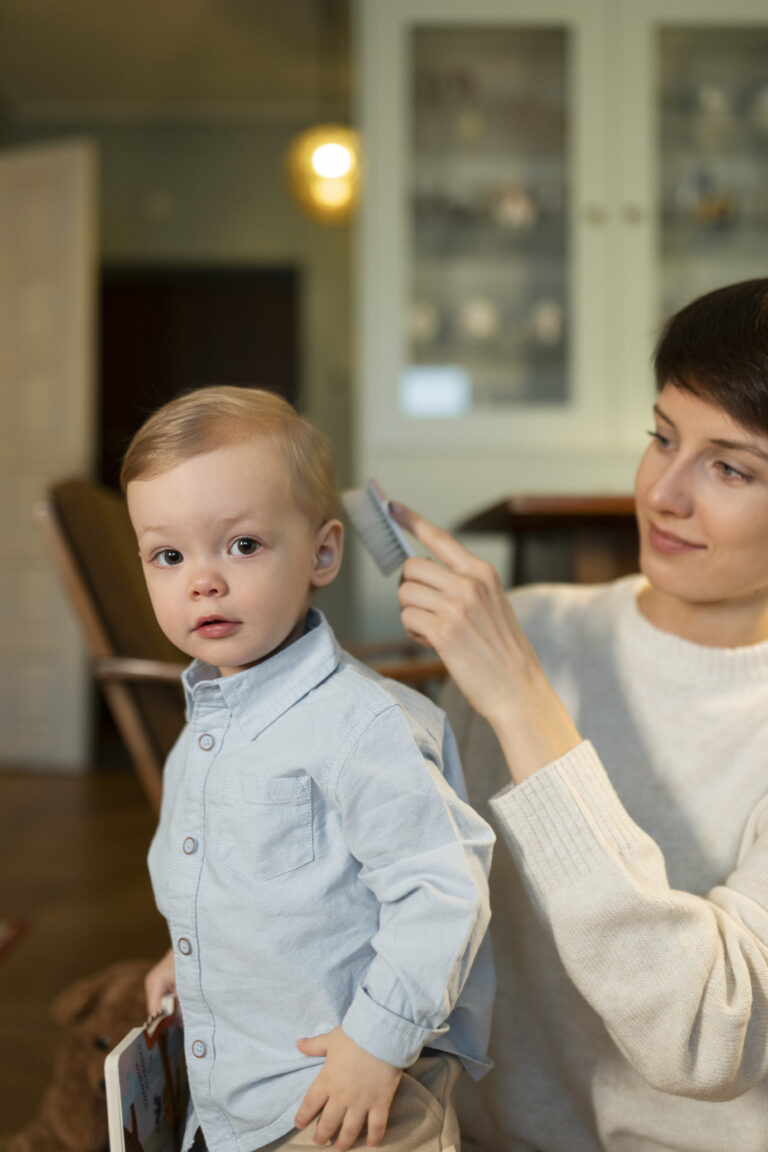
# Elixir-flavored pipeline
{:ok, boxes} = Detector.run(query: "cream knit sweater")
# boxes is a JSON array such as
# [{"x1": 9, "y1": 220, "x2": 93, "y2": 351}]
[{"x1": 444, "y1": 575, "x2": 768, "y2": 1152}]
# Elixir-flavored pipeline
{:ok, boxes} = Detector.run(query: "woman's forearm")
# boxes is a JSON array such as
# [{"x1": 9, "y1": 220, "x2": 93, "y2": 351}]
[
  {"x1": 391, "y1": 501, "x2": 582, "y2": 784},
  {"x1": 488, "y1": 667, "x2": 583, "y2": 784}
]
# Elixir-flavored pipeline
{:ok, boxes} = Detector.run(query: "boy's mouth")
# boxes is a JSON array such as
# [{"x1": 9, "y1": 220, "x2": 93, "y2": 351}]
[{"x1": 194, "y1": 616, "x2": 239, "y2": 638}]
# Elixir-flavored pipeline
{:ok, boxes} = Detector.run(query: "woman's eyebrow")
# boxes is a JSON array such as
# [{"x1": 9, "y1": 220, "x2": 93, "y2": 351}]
[
  {"x1": 654, "y1": 403, "x2": 768, "y2": 460},
  {"x1": 710, "y1": 437, "x2": 768, "y2": 461}
]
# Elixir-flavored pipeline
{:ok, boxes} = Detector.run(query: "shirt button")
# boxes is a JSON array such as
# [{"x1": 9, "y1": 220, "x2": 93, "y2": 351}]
[
  {"x1": 183, "y1": 837, "x2": 198, "y2": 855},
  {"x1": 198, "y1": 733, "x2": 215, "y2": 751},
  {"x1": 191, "y1": 1039, "x2": 207, "y2": 1059},
  {"x1": 177, "y1": 937, "x2": 192, "y2": 956}
]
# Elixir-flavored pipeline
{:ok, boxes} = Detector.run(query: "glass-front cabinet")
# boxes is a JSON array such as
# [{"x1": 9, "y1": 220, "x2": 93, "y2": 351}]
[
  {"x1": 358, "y1": 0, "x2": 768, "y2": 457},
  {"x1": 656, "y1": 23, "x2": 768, "y2": 319},
  {"x1": 406, "y1": 25, "x2": 569, "y2": 416}
]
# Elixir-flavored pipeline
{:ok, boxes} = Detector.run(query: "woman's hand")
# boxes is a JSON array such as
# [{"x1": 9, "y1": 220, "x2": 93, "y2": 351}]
[{"x1": 392, "y1": 502, "x2": 582, "y2": 782}]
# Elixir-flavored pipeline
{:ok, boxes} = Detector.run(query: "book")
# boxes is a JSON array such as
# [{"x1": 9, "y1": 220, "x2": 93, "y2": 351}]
[{"x1": 105, "y1": 995, "x2": 189, "y2": 1152}]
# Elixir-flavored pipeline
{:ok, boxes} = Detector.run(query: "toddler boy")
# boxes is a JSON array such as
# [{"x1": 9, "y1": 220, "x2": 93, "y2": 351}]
[{"x1": 122, "y1": 386, "x2": 494, "y2": 1152}]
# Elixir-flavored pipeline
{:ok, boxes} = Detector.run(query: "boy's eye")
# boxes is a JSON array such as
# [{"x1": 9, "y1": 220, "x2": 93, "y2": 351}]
[
  {"x1": 229, "y1": 537, "x2": 261, "y2": 557},
  {"x1": 154, "y1": 549, "x2": 183, "y2": 567}
]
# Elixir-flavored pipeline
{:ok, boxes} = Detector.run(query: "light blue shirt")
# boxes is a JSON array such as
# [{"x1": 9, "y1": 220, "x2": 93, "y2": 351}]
[{"x1": 148, "y1": 609, "x2": 495, "y2": 1152}]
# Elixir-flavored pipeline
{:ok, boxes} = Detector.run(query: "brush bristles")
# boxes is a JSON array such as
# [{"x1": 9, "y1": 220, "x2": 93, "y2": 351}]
[{"x1": 341, "y1": 484, "x2": 413, "y2": 575}]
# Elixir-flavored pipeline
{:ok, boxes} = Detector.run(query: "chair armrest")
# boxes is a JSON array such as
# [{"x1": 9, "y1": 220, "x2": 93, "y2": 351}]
[
  {"x1": 92, "y1": 656, "x2": 185, "y2": 684},
  {"x1": 366, "y1": 655, "x2": 446, "y2": 686}
]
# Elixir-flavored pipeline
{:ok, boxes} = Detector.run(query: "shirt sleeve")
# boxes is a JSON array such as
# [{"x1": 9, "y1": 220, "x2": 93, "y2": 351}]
[
  {"x1": 491, "y1": 739, "x2": 768, "y2": 1101},
  {"x1": 334, "y1": 705, "x2": 494, "y2": 1068}
]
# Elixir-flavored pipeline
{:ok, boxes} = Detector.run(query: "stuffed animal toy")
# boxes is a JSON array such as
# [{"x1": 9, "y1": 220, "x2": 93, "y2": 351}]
[{"x1": 6, "y1": 959, "x2": 153, "y2": 1152}]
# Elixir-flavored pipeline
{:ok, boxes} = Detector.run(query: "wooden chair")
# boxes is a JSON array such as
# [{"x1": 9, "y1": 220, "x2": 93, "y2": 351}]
[
  {"x1": 36, "y1": 477, "x2": 445, "y2": 814},
  {"x1": 456, "y1": 494, "x2": 638, "y2": 586},
  {"x1": 35, "y1": 478, "x2": 187, "y2": 815}
]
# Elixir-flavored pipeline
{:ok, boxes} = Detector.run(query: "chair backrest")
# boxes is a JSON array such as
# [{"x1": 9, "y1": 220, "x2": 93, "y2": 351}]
[{"x1": 36, "y1": 478, "x2": 186, "y2": 813}]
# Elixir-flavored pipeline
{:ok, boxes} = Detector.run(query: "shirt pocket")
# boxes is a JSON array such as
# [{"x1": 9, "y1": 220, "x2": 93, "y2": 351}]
[{"x1": 213, "y1": 775, "x2": 314, "y2": 882}]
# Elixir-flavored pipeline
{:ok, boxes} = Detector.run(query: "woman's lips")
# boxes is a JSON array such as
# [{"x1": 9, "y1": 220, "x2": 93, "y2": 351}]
[
  {"x1": 194, "y1": 617, "x2": 239, "y2": 638},
  {"x1": 648, "y1": 522, "x2": 705, "y2": 555}
]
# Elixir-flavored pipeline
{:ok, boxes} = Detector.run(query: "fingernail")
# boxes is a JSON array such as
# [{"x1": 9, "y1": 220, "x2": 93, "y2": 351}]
[{"x1": 388, "y1": 501, "x2": 404, "y2": 518}]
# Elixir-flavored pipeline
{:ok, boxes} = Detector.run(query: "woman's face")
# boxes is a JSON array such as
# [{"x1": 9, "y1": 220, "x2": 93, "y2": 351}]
[{"x1": 634, "y1": 383, "x2": 768, "y2": 642}]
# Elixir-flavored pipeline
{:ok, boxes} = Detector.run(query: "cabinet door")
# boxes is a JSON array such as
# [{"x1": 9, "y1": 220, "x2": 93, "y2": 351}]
[
  {"x1": 617, "y1": 0, "x2": 768, "y2": 437},
  {"x1": 359, "y1": 0, "x2": 611, "y2": 452}
]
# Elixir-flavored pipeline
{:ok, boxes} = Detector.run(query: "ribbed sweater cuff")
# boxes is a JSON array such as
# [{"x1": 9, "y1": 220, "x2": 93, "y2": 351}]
[{"x1": 489, "y1": 741, "x2": 644, "y2": 897}]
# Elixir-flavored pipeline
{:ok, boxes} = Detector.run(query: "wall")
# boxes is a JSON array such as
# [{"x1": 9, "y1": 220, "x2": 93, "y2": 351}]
[{"x1": 0, "y1": 119, "x2": 357, "y2": 638}]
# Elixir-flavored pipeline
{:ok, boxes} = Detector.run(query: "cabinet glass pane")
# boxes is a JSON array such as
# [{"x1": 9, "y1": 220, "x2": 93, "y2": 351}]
[
  {"x1": 658, "y1": 26, "x2": 768, "y2": 321},
  {"x1": 402, "y1": 26, "x2": 569, "y2": 418}
]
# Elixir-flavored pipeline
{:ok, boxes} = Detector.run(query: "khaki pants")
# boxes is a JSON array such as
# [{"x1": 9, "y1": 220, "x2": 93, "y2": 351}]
[
  {"x1": 261, "y1": 1053, "x2": 461, "y2": 1152},
  {"x1": 193, "y1": 1053, "x2": 462, "y2": 1152}
]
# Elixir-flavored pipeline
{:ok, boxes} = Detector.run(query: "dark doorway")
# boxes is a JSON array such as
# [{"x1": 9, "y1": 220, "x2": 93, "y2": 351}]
[{"x1": 99, "y1": 265, "x2": 300, "y2": 488}]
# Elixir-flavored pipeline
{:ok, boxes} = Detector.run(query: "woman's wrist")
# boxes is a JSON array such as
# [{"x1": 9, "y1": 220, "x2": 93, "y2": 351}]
[{"x1": 487, "y1": 670, "x2": 583, "y2": 785}]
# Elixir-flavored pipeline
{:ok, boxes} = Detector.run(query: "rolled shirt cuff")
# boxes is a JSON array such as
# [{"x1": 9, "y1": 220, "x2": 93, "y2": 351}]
[{"x1": 342, "y1": 984, "x2": 448, "y2": 1069}]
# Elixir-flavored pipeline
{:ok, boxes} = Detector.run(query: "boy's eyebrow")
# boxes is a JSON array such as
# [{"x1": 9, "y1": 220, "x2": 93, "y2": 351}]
[
  {"x1": 654, "y1": 403, "x2": 768, "y2": 461},
  {"x1": 136, "y1": 513, "x2": 265, "y2": 536}
]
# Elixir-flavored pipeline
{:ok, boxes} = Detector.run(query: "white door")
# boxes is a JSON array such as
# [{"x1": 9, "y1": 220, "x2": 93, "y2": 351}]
[{"x1": 0, "y1": 138, "x2": 97, "y2": 768}]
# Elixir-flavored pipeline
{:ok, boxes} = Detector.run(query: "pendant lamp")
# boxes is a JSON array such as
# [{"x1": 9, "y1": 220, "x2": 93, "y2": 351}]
[
  {"x1": 285, "y1": 0, "x2": 359, "y2": 224},
  {"x1": 285, "y1": 122, "x2": 360, "y2": 224}
]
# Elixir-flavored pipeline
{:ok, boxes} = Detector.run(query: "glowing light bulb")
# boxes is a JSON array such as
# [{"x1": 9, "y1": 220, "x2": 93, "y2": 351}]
[
  {"x1": 285, "y1": 124, "x2": 361, "y2": 224},
  {"x1": 312, "y1": 143, "x2": 353, "y2": 179}
]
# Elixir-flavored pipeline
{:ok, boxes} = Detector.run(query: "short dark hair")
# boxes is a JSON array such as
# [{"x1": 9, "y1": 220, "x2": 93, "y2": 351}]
[{"x1": 653, "y1": 279, "x2": 768, "y2": 435}]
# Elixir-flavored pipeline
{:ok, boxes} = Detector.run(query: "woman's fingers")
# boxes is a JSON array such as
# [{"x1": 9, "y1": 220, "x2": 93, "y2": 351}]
[
  {"x1": 392, "y1": 498, "x2": 583, "y2": 781},
  {"x1": 390, "y1": 502, "x2": 478, "y2": 574}
]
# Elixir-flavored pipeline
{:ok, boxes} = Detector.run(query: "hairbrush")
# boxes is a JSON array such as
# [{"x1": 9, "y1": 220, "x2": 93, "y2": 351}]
[{"x1": 340, "y1": 479, "x2": 415, "y2": 575}]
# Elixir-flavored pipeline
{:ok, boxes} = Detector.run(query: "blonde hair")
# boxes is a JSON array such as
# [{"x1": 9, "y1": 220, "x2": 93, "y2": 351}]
[{"x1": 120, "y1": 386, "x2": 337, "y2": 527}]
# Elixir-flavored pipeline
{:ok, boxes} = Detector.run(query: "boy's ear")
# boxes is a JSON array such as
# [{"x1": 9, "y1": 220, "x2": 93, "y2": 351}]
[{"x1": 311, "y1": 519, "x2": 344, "y2": 589}]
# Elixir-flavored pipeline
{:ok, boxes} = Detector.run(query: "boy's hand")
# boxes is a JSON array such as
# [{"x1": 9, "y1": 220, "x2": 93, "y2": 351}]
[
  {"x1": 294, "y1": 1027, "x2": 401, "y2": 1150},
  {"x1": 144, "y1": 947, "x2": 176, "y2": 1018}
]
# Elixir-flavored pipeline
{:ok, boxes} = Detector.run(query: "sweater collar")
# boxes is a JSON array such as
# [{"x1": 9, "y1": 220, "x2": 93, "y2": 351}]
[
  {"x1": 182, "y1": 607, "x2": 341, "y2": 736},
  {"x1": 617, "y1": 575, "x2": 768, "y2": 685}
]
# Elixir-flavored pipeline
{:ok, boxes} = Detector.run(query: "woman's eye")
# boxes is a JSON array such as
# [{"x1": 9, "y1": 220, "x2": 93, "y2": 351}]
[
  {"x1": 717, "y1": 461, "x2": 748, "y2": 481},
  {"x1": 154, "y1": 549, "x2": 183, "y2": 567},
  {"x1": 646, "y1": 429, "x2": 671, "y2": 448},
  {"x1": 229, "y1": 537, "x2": 261, "y2": 557}
]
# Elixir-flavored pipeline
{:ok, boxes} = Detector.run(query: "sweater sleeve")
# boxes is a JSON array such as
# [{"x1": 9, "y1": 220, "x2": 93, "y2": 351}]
[{"x1": 491, "y1": 740, "x2": 768, "y2": 1101}]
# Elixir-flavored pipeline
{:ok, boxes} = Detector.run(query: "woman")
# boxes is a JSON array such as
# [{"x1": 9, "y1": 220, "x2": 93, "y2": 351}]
[{"x1": 392, "y1": 279, "x2": 768, "y2": 1152}]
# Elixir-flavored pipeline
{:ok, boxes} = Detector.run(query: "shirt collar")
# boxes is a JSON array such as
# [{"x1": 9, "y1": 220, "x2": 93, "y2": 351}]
[{"x1": 181, "y1": 608, "x2": 341, "y2": 737}]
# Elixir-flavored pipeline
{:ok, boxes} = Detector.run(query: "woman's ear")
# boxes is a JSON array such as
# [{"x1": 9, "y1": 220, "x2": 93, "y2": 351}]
[{"x1": 311, "y1": 519, "x2": 344, "y2": 589}]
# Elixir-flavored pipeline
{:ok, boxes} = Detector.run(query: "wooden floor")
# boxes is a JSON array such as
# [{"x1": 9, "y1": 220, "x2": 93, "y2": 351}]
[{"x1": 0, "y1": 764, "x2": 168, "y2": 1147}]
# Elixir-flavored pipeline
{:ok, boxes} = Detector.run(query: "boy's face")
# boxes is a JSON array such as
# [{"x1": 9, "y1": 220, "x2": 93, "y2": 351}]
[{"x1": 127, "y1": 438, "x2": 342, "y2": 676}]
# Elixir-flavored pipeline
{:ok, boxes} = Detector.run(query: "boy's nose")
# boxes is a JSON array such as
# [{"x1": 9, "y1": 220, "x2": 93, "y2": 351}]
[{"x1": 189, "y1": 569, "x2": 226, "y2": 598}]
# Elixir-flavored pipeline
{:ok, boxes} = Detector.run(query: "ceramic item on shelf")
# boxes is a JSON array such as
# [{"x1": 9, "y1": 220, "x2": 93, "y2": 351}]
[
  {"x1": 456, "y1": 297, "x2": 501, "y2": 342},
  {"x1": 491, "y1": 183, "x2": 538, "y2": 230},
  {"x1": 531, "y1": 299, "x2": 564, "y2": 346},
  {"x1": 408, "y1": 300, "x2": 442, "y2": 345}
]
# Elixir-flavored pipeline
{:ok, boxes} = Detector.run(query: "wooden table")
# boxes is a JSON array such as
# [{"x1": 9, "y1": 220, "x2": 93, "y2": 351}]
[{"x1": 456, "y1": 494, "x2": 639, "y2": 586}]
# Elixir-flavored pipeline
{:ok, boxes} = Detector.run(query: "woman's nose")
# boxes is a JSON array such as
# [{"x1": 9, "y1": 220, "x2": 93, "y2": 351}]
[{"x1": 646, "y1": 460, "x2": 693, "y2": 518}]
